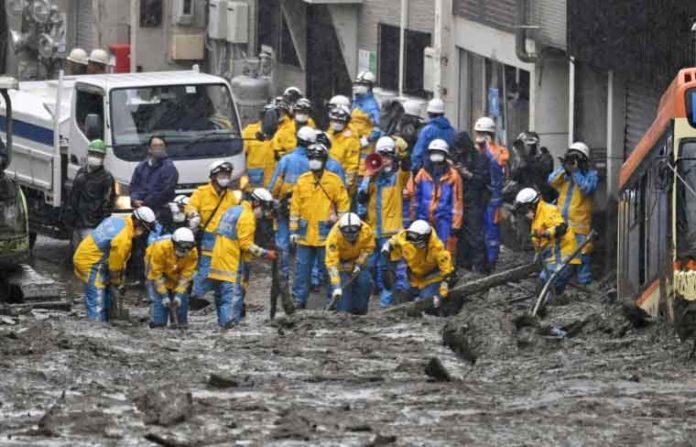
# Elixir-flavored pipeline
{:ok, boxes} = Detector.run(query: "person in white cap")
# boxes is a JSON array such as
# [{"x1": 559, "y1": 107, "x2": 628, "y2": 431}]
[
  {"x1": 410, "y1": 98, "x2": 455, "y2": 172},
  {"x1": 65, "y1": 48, "x2": 88, "y2": 75},
  {"x1": 87, "y1": 48, "x2": 110, "y2": 75}
]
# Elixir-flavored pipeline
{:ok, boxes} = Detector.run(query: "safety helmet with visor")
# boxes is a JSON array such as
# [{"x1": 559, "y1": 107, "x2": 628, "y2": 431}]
[
  {"x1": 338, "y1": 212, "x2": 362, "y2": 243},
  {"x1": 406, "y1": 220, "x2": 432, "y2": 248}
]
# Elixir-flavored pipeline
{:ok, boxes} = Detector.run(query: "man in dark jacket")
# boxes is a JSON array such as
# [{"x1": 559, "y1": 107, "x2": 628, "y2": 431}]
[
  {"x1": 452, "y1": 132, "x2": 492, "y2": 272},
  {"x1": 63, "y1": 139, "x2": 116, "y2": 252},
  {"x1": 130, "y1": 136, "x2": 179, "y2": 218}
]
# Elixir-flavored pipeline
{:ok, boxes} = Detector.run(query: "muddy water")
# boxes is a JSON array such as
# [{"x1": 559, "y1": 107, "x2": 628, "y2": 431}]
[{"x1": 1, "y1": 237, "x2": 695, "y2": 446}]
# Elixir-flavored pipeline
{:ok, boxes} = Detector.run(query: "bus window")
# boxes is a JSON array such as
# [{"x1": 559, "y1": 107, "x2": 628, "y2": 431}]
[
  {"x1": 687, "y1": 89, "x2": 696, "y2": 128},
  {"x1": 676, "y1": 141, "x2": 696, "y2": 263}
]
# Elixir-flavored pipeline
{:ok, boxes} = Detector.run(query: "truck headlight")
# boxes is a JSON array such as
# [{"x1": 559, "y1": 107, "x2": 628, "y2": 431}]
[{"x1": 114, "y1": 182, "x2": 132, "y2": 211}]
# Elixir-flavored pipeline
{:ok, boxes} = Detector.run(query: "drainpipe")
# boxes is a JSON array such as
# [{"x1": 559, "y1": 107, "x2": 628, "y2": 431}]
[
  {"x1": 130, "y1": 0, "x2": 138, "y2": 72},
  {"x1": 398, "y1": 0, "x2": 407, "y2": 97},
  {"x1": 433, "y1": 0, "x2": 443, "y2": 99},
  {"x1": 515, "y1": 0, "x2": 539, "y2": 63}
]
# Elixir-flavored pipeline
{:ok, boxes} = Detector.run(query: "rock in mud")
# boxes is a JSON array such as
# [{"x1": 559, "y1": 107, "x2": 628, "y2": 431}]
[
  {"x1": 144, "y1": 430, "x2": 198, "y2": 447},
  {"x1": 37, "y1": 404, "x2": 111, "y2": 437},
  {"x1": 368, "y1": 433, "x2": 398, "y2": 446},
  {"x1": 442, "y1": 306, "x2": 516, "y2": 363},
  {"x1": 134, "y1": 385, "x2": 193, "y2": 427},
  {"x1": 424, "y1": 357, "x2": 451, "y2": 382},
  {"x1": 208, "y1": 373, "x2": 239, "y2": 388}
]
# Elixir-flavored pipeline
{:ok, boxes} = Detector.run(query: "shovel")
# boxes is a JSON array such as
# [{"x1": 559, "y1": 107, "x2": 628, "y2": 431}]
[
  {"x1": 531, "y1": 230, "x2": 597, "y2": 317},
  {"x1": 325, "y1": 270, "x2": 361, "y2": 312}
]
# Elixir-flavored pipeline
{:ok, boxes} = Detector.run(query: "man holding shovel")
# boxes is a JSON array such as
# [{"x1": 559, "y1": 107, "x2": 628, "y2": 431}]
[{"x1": 325, "y1": 213, "x2": 375, "y2": 314}]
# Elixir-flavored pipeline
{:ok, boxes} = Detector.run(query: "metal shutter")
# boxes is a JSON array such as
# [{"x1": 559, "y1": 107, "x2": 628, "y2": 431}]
[
  {"x1": 624, "y1": 82, "x2": 661, "y2": 156},
  {"x1": 534, "y1": 0, "x2": 566, "y2": 50},
  {"x1": 75, "y1": 0, "x2": 94, "y2": 51},
  {"x1": 453, "y1": 0, "x2": 517, "y2": 32}
]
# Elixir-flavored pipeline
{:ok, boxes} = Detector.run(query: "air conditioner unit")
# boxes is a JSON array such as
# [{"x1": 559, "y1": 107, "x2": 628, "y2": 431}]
[
  {"x1": 226, "y1": 2, "x2": 248, "y2": 44},
  {"x1": 208, "y1": 0, "x2": 228, "y2": 40}
]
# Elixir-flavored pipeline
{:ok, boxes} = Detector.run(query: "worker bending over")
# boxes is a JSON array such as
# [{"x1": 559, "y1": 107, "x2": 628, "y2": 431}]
[
  {"x1": 548, "y1": 142, "x2": 598, "y2": 284},
  {"x1": 202, "y1": 189, "x2": 277, "y2": 328},
  {"x1": 514, "y1": 188, "x2": 580, "y2": 298},
  {"x1": 73, "y1": 208, "x2": 157, "y2": 321},
  {"x1": 145, "y1": 228, "x2": 198, "y2": 328},
  {"x1": 381, "y1": 220, "x2": 454, "y2": 307},
  {"x1": 290, "y1": 143, "x2": 351, "y2": 308},
  {"x1": 325, "y1": 213, "x2": 375, "y2": 314}
]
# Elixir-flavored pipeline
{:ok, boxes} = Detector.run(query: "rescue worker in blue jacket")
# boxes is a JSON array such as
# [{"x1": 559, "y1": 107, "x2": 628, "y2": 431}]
[
  {"x1": 351, "y1": 71, "x2": 382, "y2": 178},
  {"x1": 410, "y1": 98, "x2": 455, "y2": 172},
  {"x1": 202, "y1": 188, "x2": 278, "y2": 328},
  {"x1": 548, "y1": 142, "x2": 598, "y2": 284},
  {"x1": 357, "y1": 136, "x2": 411, "y2": 308},
  {"x1": 268, "y1": 127, "x2": 346, "y2": 286},
  {"x1": 73, "y1": 207, "x2": 157, "y2": 322}
]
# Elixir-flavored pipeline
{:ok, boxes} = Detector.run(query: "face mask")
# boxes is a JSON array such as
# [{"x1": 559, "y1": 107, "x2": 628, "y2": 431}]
[
  {"x1": 308, "y1": 159, "x2": 324, "y2": 171},
  {"x1": 353, "y1": 85, "x2": 368, "y2": 96},
  {"x1": 475, "y1": 135, "x2": 491, "y2": 146},
  {"x1": 295, "y1": 113, "x2": 309, "y2": 124},
  {"x1": 216, "y1": 176, "x2": 231, "y2": 188},
  {"x1": 330, "y1": 121, "x2": 345, "y2": 132},
  {"x1": 172, "y1": 211, "x2": 186, "y2": 223},
  {"x1": 429, "y1": 153, "x2": 445, "y2": 164},
  {"x1": 175, "y1": 248, "x2": 189, "y2": 258},
  {"x1": 87, "y1": 156, "x2": 103, "y2": 168}
]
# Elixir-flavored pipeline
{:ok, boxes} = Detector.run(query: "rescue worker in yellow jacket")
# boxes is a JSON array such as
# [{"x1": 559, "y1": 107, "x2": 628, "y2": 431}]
[
  {"x1": 201, "y1": 188, "x2": 278, "y2": 328},
  {"x1": 186, "y1": 160, "x2": 239, "y2": 298},
  {"x1": 325, "y1": 213, "x2": 375, "y2": 314},
  {"x1": 289, "y1": 142, "x2": 351, "y2": 308},
  {"x1": 514, "y1": 187, "x2": 580, "y2": 297},
  {"x1": 351, "y1": 71, "x2": 382, "y2": 178},
  {"x1": 243, "y1": 105, "x2": 276, "y2": 188},
  {"x1": 380, "y1": 220, "x2": 454, "y2": 307},
  {"x1": 145, "y1": 227, "x2": 198, "y2": 328},
  {"x1": 548, "y1": 142, "x2": 598, "y2": 284},
  {"x1": 357, "y1": 136, "x2": 411, "y2": 308},
  {"x1": 73, "y1": 207, "x2": 157, "y2": 321},
  {"x1": 327, "y1": 105, "x2": 361, "y2": 195}
]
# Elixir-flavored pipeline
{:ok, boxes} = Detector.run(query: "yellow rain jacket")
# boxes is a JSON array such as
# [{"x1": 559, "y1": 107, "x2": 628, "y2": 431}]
[
  {"x1": 290, "y1": 171, "x2": 351, "y2": 247},
  {"x1": 208, "y1": 201, "x2": 263, "y2": 283},
  {"x1": 328, "y1": 127, "x2": 361, "y2": 192},
  {"x1": 362, "y1": 168, "x2": 410, "y2": 239},
  {"x1": 351, "y1": 108, "x2": 374, "y2": 140},
  {"x1": 145, "y1": 238, "x2": 198, "y2": 295},
  {"x1": 531, "y1": 200, "x2": 580, "y2": 266},
  {"x1": 388, "y1": 230, "x2": 453, "y2": 289},
  {"x1": 187, "y1": 182, "x2": 239, "y2": 255},
  {"x1": 243, "y1": 121, "x2": 275, "y2": 188},
  {"x1": 548, "y1": 168, "x2": 599, "y2": 236},
  {"x1": 325, "y1": 222, "x2": 375, "y2": 289},
  {"x1": 73, "y1": 216, "x2": 135, "y2": 286}
]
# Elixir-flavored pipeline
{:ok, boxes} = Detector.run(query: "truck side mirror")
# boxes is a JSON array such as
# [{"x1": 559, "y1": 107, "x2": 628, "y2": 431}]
[{"x1": 84, "y1": 113, "x2": 103, "y2": 140}]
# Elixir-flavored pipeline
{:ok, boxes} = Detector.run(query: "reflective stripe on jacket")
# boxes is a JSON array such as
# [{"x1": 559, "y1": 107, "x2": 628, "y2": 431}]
[
  {"x1": 407, "y1": 166, "x2": 463, "y2": 231},
  {"x1": 243, "y1": 121, "x2": 276, "y2": 187},
  {"x1": 73, "y1": 216, "x2": 135, "y2": 285},
  {"x1": 359, "y1": 168, "x2": 410, "y2": 238},
  {"x1": 145, "y1": 238, "x2": 198, "y2": 294},
  {"x1": 531, "y1": 200, "x2": 581, "y2": 266},
  {"x1": 208, "y1": 201, "x2": 257, "y2": 283},
  {"x1": 548, "y1": 167, "x2": 598, "y2": 236}
]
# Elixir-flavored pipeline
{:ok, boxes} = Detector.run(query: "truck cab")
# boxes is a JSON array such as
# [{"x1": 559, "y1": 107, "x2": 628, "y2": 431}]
[{"x1": 0, "y1": 70, "x2": 245, "y2": 238}]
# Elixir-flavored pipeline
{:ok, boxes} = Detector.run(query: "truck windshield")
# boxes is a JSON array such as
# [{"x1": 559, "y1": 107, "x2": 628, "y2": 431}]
[
  {"x1": 677, "y1": 141, "x2": 696, "y2": 260},
  {"x1": 109, "y1": 83, "x2": 242, "y2": 161}
]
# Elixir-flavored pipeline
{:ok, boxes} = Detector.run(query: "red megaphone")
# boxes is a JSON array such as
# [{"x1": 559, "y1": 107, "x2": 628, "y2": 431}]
[{"x1": 365, "y1": 153, "x2": 384, "y2": 176}]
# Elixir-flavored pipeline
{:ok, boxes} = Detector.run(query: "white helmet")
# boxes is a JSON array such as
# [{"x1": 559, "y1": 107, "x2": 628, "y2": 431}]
[
  {"x1": 355, "y1": 70, "x2": 376, "y2": 85},
  {"x1": 67, "y1": 48, "x2": 88, "y2": 65},
  {"x1": 426, "y1": 98, "x2": 445, "y2": 115},
  {"x1": 406, "y1": 220, "x2": 432, "y2": 247},
  {"x1": 173, "y1": 194, "x2": 189, "y2": 207},
  {"x1": 208, "y1": 160, "x2": 233, "y2": 177},
  {"x1": 375, "y1": 136, "x2": 396, "y2": 156},
  {"x1": 88, "y1": 48, "x2": 110, "y2": 65},
  {"x1": 428, "y1": 138, "x2": 450, "y2": 154},
  {"x1": 329, "y1": 95, "x2": 351, "y2": 109},
  {"x1": 172, "y1": 227, "x2": 195, "y2": 244},
  {"x1": 250, "y1": 187, "x2": 274, "y2": 204},
  {"x1": 338, "y1": 212, "x2": 362, "y2": 242},
  {"x1": 133, "y1": 206, "x2": 156, "y2": 230},
  {"x1": 283, "y1": 86, "x2": 302, "y2": 103},
  {"x1": 297, "y1": 126, "x2": 318, "y2": 147},
  {"x1": 568, "y1": 141, "x2": 590, "y2": 159},
  {"x1": 514, "y1": 187, "x2": 540, "y2": 208},
  {"x1": 474, "y1": 116, "x2": 496, "y2": 134},
  {"x1": 403, "y1": 100, "x2": 422, "y2": 117}
]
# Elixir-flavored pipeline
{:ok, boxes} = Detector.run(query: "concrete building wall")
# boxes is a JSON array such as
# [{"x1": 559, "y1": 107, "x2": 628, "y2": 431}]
[{"x1": 356, "y1": 0, "x2": 435, "y2": 54}]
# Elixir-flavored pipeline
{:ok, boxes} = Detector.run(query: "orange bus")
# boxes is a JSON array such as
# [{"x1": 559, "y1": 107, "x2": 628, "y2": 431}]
[{"x1": 618, "y1": 68, "x2": 696, "y2": 322}]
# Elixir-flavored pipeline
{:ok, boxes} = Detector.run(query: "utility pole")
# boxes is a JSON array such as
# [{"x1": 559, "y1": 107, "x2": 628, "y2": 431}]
[{"x1": 130, "y1": 0, "x2": 138, "y2": 72}]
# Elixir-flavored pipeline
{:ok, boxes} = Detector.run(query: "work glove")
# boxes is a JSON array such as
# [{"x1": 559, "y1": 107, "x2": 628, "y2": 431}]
[
  {"x1": 332, "y1": 288, "x2": 343, "y2": 300},
  {"x1": 360, "y1": 136, "x2": 370, "y2": 148},
  {"x1": 173, "y1": 295, "x2": 182, "y2": 308},
  {"x1": 264, "y1": 250, "x2": 278, "y2": 261},
  {"x1": 438, "y1": 281, "x2": 449, "y2": 299},
  {"x1": 380, "y1": 241, "x2": 391, "y2": 257},
  {"x1": 352, "y1": 264, "x2": 362, "y2": 276},
  {"x1": 534, "y1": 228, "x2": 550, "y2": 239},
  {"x1": 161, "y1": 295, "x2": 171, "y2": 307},
  {"x1": 290, "y1": 234, "x2": 300, "y2": 246},
  {"x1": 188, "y1": 213, "x2": 201, "y2": 229}
]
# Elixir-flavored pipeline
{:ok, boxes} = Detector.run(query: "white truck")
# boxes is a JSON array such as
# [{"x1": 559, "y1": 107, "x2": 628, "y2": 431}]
[{"x1": 0, "y1": 69, "x2": 245, "y2": 240}]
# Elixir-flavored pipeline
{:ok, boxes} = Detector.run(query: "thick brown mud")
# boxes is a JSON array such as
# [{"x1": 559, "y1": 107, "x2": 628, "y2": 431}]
[{"x1": 1, "y1": 237, "x2": 695, "y2": 446}]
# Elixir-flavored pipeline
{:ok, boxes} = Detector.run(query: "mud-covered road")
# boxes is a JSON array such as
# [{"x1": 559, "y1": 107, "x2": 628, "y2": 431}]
[{"x1": 1, "y1": 237, "x2": 696, "y2": 446}]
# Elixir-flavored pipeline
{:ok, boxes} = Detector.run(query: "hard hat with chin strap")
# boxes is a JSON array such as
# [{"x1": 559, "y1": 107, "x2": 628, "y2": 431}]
[
  {"x1": 250, "y1": 187, "x2": 274, "y2": 205},
  {"x1": 88, "y1": 48, "x2": 110, "y2": 65},
  {"x1": 426, "y1": 98, "x2": 445, "y2": 115},
  {"x1": 329, "y1": 95, "x2": 351, "y2": 109},
  {"x1": 474, "y1": 116, "x2": 496, "y2": 134},
  {"x1": 209, "y1": 160, "x2": 233, "y2": 177},
  {"x1": 67, "y1": 48, "x2": 88, "y2": 65},
  {"x1": 427, "y1": 138, "x2": 450, "y2": 154},
  {"x1": 355, "y1": 70, "x2": 376, "y2": 85},
  {"x1": 406, "y1": 220, "x2": 432, "y2": 247},
  {"x1": 514, "y1": 187, "x2": 540, "y2": 209},
  {"x1": 568, "y1": 141, "x2": 590, "y2": 159},
  {"x1": 375, "y1": 136, "x2": 396, "y2": 156},
  {"x1": 403, "y1": 99, "x2": 423, "y2": 117},
  {"x1": 133, "y1": 206, "x2": 156, "y2": 230}
]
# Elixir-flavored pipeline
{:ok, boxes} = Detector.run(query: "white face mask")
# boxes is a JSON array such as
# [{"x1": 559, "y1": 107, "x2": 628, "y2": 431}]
[
  {"x1": 353, "y1": 85, "x2": 368, "y2": 96},
  {"x1": 295, "y1": 113, "x2": 309, "y2": 123},
  {"x1": 216, "y1": 177, "x2": 231, "y2": 188},
  {"x1": 429, "y1": 153, "x2": 445, "y2": 164},
  {"x1": 172, "y1": 211, "x2": 186, "y2": 223},
  {"x1": 87, "y1": 156, "x2": 103, "y2": 168},
  {"x1": 475, "y1": 134, "x2": 491, "y2": 146},
  {"x1": 308, "y1": 159, "x2": 324, "y2": 171},
  {"x1": 330, "y1": 121, "x2": 345, "y2": 132}
]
